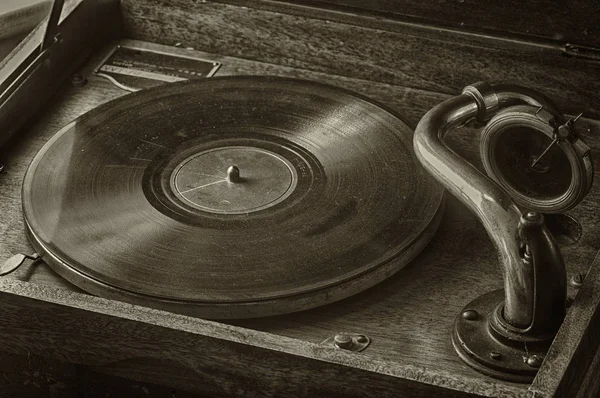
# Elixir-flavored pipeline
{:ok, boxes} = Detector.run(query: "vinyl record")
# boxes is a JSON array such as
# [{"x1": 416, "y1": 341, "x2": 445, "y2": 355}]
[{"x1": 23, "y1": 76, "x2": 444, "y2": 318}]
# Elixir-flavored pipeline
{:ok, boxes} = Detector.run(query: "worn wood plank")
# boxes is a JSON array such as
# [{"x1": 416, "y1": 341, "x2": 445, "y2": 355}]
[
  {"x1": 0, "y1": 349, "x2": 212, "y2": 397},
  {"x1": 530, "y1": 251, "x2": 600, "y2": 397},
  {"x1": 575, "y1": 344, "x2": 600, "y2": 398},
  {"x1": 0, "y1": 278, "x2": 529, "y2": 397},
  {"x1": 121, "y1": 0, "x2": 600, "y2": 118},
  {"x1": 0, "y1": 350, "x2": 79, "y2": 397},
  {"x1": 269, "y1": 0, "x2": 600, "y2": 46}
]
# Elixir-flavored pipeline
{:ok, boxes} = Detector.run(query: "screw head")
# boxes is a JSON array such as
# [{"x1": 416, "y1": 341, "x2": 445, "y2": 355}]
[
  {"x1": 490, "y1": 351, "x2": 502, "y2": 360},
  {"x1": 526, "y1": 355, "x2": 543, "y2": 368},
  {"x1": 334, "y1": 334, "x2": 353, "y2": 349},
  {"x1": 355, "y1": 335, "x2": 368, "y2": 344},
  {"x1": 461, "y1": 310, "x2": 478, "y2": 321},
  {"x1": 557, "y1": 124, "x2": 571, "y2": 139},
  {"x1": 70, "y1": 73, "x2": 87, "y2": 87},
  {"x1": 523, "y1": 211, "x2": 542, "y2": 222},
  {"x1": 570, "y1": 273, "x2": 584, "y2": 287}
]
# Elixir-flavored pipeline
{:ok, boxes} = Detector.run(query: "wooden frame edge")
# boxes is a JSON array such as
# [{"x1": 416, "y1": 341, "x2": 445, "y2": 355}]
[
  {"x1": 0, "y1": 278, "x2": 527, "y2": 397},
  {"x1": 0, "y1": 0, "x2": 121, "y2": 148},
  {"x1": 530, "y1": 250, "x2": 600, "y2": 397}
]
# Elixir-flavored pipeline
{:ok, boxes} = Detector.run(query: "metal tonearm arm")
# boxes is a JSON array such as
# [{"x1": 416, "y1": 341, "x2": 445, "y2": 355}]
[{"x1": 414, "y1": 82, "x2": 568, "y2": 381}]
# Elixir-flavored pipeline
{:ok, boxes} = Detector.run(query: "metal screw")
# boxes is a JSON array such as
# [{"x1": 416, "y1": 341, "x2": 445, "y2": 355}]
[
  {"x1": 526, "y1": 355, "x2": 543, "y2": 368},
  {"x1": 0, "y1": 164, "x2": 5, "y2": 173},
  {"x1": 490, "y1": 351, "x2": 502, "y2": 360},
  {"x1": 70, "y1": 73, "x2": 87, "y2": 87},
  {"x1": 523, "y1": 211, "x2": 541, "y2": 222},
  {"x1": 334, "y1": 334, "x2": 353, "y2": 349},
  {"x1": 570, "y1": 273, "x2": 585, "y2": 288},
  {"x1": 356, "y1": 335, "x2": 368, "y2": 344},
  {"x1": 462, "y1": 310, "x2": 478, "y2": 321}
]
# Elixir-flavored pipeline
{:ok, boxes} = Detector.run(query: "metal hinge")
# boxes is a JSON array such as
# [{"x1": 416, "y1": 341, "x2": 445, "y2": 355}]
[
  {"x1": 42, "y1": 0, "x2": 65, "y2": 51},
  {"x1": 563, "y1": 43, "x2": 600, "y2": 61},
  {"x1": 0, "y1": 0, "x2": 64, "y2": 105}
]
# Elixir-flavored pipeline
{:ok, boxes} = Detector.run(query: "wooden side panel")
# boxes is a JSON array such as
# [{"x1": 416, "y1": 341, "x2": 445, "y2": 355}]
[
  {"x1": 0, "y1": 349, "x2": 216, "y2": 397},
  {"x1": 271, "y1": 0, "x2": 600, "y2": 45},
  {"x1": 530, "y1": 251, "x2": 600, "y2": 397},
  {"x1": 576, "y1": 345, "x2": 600, "y2": 398},
  {"x1": 0, "y1": 278, "x2": 514, "y2": 398},
  {"x1": 121, "y1": 0, "x2": 600, "y2": 119}
]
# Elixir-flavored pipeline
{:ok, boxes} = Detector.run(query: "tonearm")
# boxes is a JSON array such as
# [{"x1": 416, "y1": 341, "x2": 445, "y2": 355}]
[{"x1": 414, "y1": 82, "x2": 592, "y2": 382}]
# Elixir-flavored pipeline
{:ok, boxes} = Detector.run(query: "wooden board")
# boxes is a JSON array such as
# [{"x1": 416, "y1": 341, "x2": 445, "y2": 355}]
[
  {"x1": 530, "y1": 251, "x2": 600, "y2": 396},
  {"x1": 0, "y1": 278, "x2": 515, "y2": 398},
  {"x1": 269, "y1": 0, "x2": 600, "y2": 46},
  {"x1": 0, "y1": 350, "x2": 210, "y2": 397},
  {"x1": 120, "y1": 0, "x2": 600, "y2": 119}
]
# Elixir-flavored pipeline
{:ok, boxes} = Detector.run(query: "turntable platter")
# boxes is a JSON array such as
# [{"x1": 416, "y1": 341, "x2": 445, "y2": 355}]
[{"x1": 22, "y1": 76, "x2": 444, "y2": 318}]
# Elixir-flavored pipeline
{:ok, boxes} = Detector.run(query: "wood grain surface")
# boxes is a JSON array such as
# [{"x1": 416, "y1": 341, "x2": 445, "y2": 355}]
[
  {"x1": 1, "y1": 39, "x2": 600, "y2": 395},
  {"x1": 120, "y1": 0, "x2": 600, "y2": 118},
  {"x1": 530, "y1": 251, "x2": 600, "y2": 397},
  {"x1": 0, "y1": 350, "x2": 207, "y2": 397},
  {"x1": 0, "y1": 278, "x2": 524, "y2": 397},
  {"x1": 575, "y1": 345, "x2": 600, "y2": 398},
  {"x1": 268, "y1": 0, "x2": 600, "y2": 46}
]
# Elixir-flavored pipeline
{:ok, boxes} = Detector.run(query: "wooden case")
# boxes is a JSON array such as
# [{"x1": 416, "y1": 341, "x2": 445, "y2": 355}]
[{"x1": 0, "y1": 0, "x2": 599, "y2": 396}]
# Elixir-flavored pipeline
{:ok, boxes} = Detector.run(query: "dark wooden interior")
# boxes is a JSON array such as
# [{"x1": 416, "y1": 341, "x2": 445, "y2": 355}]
[
  {"x1": 0, "y1": 0, "x2": 599, "y2": 396},
  {"x1": 272, "y1": 0, "x2": 600, "y2": 46}
]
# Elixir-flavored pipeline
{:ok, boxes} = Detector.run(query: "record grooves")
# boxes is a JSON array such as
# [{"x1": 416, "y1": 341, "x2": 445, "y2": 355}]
[{"x1": 22, "y1": 76, "x2": 444, "y2": 319}]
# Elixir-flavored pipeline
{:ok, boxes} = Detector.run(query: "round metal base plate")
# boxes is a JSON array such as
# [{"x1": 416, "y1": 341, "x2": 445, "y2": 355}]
[{"x1": 452, "y1": 290, "x2": 548, "y2": 383}]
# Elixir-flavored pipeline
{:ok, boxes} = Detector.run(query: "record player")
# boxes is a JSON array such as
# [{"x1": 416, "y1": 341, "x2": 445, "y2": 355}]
[{"x1": 1, "y1": 0, "x2": 600, "y2": 396}]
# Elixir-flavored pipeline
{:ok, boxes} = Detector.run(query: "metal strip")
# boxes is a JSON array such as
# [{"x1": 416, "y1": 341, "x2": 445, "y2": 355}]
[{"x1": 98, "y1": 65, "x2": 187, "y2": 83}]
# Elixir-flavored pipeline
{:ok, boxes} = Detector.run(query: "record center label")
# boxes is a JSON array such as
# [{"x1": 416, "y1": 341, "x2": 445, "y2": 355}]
[{"x1": 171, "y1": 146, "x2": 298, "y2": 214}]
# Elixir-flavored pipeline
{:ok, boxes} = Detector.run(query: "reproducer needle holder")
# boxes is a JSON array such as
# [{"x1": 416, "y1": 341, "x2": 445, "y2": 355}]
[{"x1": 414, "y1": 82, "x2": 593, "y2": 382}]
